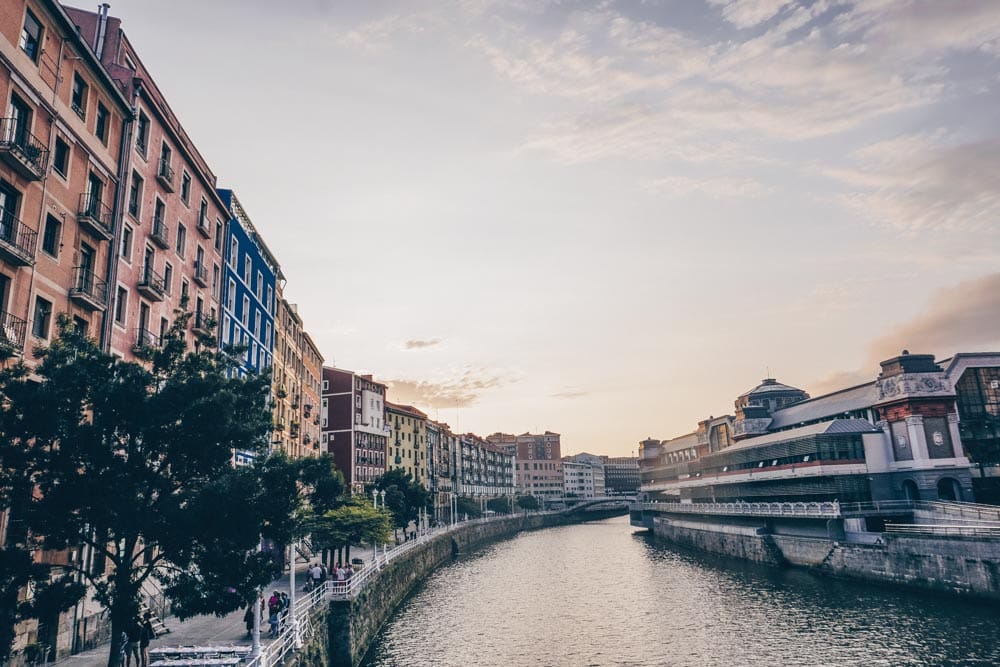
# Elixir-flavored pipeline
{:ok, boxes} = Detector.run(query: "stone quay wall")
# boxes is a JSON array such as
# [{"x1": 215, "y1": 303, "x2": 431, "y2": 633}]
[
  {"x1": 312, "y1": 508, "x2": 623, "y2": 667},
  {"x1": 650, "y1": 516, "x2": 1000, "y2": 600}
]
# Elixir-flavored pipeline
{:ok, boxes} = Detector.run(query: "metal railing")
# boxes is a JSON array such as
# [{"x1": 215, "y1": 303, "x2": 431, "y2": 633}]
[
  {"x1": 886, "y1": 523, "x2": 1000, "y2": 538},
  {"x1": 70, "y1": 267, "x2": 109, "y2": 306},
  {"x1": 138, "y1": 265, "x2": 166, "y2": 297},
  {"x1": 157, "y1": 158, "x2": 175, "y2": 185},
  {"x1": 78, "y1": 192, "x2": 113, "y2": 236},
  {"x1": 0, "y1": 117, "x2": 49, "y2": 174},
  {"x1": 0, "y1": 207, "x2": 37, "y2": 264},
  {"x1": 193, "y1": 260, "x2": 209, "y2": 285},
  {"x1": 134, "y1": 327, "x2": 160, "y2": 350},
  {"x1": 631, "y1": 500, "x2": 842, "y2": 518},
  {"x1": 0, "y1": 310, "x2": 27, "y2": 354},
  {"x1": 151, "y1": 218, "x2": 170, "y2": 247}
]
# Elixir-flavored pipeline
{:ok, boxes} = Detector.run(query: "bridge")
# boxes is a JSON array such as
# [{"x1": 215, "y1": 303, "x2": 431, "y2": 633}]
[{"x1": 630, "y1": 499, "x2": 1000, "y2": 522}]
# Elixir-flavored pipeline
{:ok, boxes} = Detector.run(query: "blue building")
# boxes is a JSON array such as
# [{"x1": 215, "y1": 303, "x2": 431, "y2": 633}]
[{"x1": 217, "y1": 190, "x2": 280, "y2": 464}]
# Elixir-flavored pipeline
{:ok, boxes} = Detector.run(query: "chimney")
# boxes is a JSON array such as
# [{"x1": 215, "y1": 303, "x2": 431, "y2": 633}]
[{"x1": 94, "y1": 4, "x2": 110, "y2": 60}]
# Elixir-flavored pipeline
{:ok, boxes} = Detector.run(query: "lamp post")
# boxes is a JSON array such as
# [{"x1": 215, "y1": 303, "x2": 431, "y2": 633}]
[
  {"x1": 289, "y1": 540, "x2": 300, "y2": 649},
  {"x1": 372, "y1": 488, "x2": 378, "y2": 509}
]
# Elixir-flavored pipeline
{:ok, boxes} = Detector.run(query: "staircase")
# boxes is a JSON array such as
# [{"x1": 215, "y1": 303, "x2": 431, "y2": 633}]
[
  {"x1": 139, "y1": 578, "x2": 171, "y2": 636},
  {"x1": 138, "y1": 600, "x2": 170, "y2": 636}
]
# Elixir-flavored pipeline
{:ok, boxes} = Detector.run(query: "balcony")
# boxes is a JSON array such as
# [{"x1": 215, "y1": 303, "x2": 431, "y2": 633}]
[
  {"x1": 69, "y1": 267, "x2": 108, "y2": 311},
  {"x1": 0, "y1": 209, "x2": 37, "y2": 266},
  {"x1": 136, "y1": 265, "x2": 166, "y2": 301},
  {"x1": 193, "y1": 260, "x2": 209, "y2": 287},
  {"x1": 150, "y1": 218, "x2": 170, "y2": 249},
  {"x1": 192, "y1": 311, "x2": 214, "y2": 337},
  {"x1": 156, "y1": 158, "x2": 175, "y2": 192},
  {"x1": 197, "y1": 214, "x2": 211, "y2": 238},
  {"x1": 77, "y1": 193, "x2": 114, "y2": 241},
  {"x1": 133, "y1": 327, "x2": 161, "y2": 352},
  {"x1": 0, "y1": 118, "x2": 48, "y2": 180},
  {"x1": 0, "y1": 310, "x2": 28, "y2": 357}
]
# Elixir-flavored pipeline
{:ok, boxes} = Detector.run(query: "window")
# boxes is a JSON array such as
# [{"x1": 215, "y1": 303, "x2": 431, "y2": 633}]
[
  {"x1": 254, "y1": 311, "x2": 260, "y2": 339},
  {"x1": 229, "y1": 238, "x2": 238, "y2": 267},
  {"x1": 242, "y1": 296, "x2": 250, "y2": 326},
  {"x1": 115, "y1": 287, "x2": 128, "y2": 325},
  {"x1": 136, "y1": 111, "x2": 150, "y2": 155},
  {"x1": 181, "y1": 171, "x2": 191, "y2": 204},
  {"x1": 19, "y1": 9, "x2": 42, "y2": 62},
  {"x1": 244, "y1": 256, "x2": 251, "y2": 285},
  {"x1": 71, "y1": 74, "x2": 88, "y2": 119},
  {"x1": 215, "y1": 221, "x2": 223, "y2": 251},
  {"x1": 153, "y1": 198, "x2": 164, "y2": 227},
  {"x1": 95, "y1": 103, "x2": 109, "y2": 144},
  {"x1": 222, "y1": 315, "x2": 230, "y2": 344},
  {"x1": 52, "y1": 137, "x2": 69, "y2": 177},
  {"x1": 41, "y1": 215, "x2": 60, "y2": 257},
  {"x1": 180, "y1": 278, "x2": 189, "y2": 302},
  {"x1": 163, "y1": 262, "x2": 173, "y2": 295},
  {"x1": 175, "y1": 224, "x2": 186, "y2": 257},
  {"x1": 127, "y1": 171, "x2": 143, "y2": 218},
  {"x1": 266, "y1": 286, "x2": 273, "y2": 314},
  {"x1": 227, "y1": 279, "x2": 236, "y2": 311},
  {"x1": 31, "y1": 295, "x2": 52, "y2": 339},
  {"x1": 120, "y1": 225, "x2": 133, "y2": 261},
  {"x1": 255, "y1": 271, "x2": 263, "y2": 300},
  {"x1": 212, "y1": 264, "x2": 220, "y2": 298},
  {"x1": 265, "y1": 322, "x2": 271, "y2": 348}
]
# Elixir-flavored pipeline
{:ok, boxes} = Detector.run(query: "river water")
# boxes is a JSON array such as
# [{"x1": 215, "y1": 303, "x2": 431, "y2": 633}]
[{"x1": 361, "y1": 516, "x2": 1000, "y2": 667}]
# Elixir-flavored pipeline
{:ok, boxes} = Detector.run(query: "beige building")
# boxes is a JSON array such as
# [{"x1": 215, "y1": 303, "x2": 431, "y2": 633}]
[
  {"x1": 386, "y1": 402, "x2": 428, "y2": 487},
  {"x1": 272, "y1": 291, "x2": 322, "y2": 458}
]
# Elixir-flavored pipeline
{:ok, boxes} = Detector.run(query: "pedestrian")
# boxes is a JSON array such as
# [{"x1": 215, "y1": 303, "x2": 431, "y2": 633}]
[
  {"x1": 124, "y1": 620, "x2": 142, "y2": 667},
  {"x1": 310, "y1": 563, "x2": 322, "y2": 590},
  {"x1": 139, "y1": 612, "x2": 157, "y2": 667},
  {"x1": 268, "y1": 608, "x2": 279, "y2": 637},
  {"x1": 319, "y1": 561, "x2": 328, "y2": 584},
  {"x1": 243, "y1": 605, "x2": 255, "y2": 638},
  {"x1": 279, "y1": 593, "x2": 290, "y2": 631},
  {"x1": 268, "y1": 590, "x2": 280, "y2": 617}
]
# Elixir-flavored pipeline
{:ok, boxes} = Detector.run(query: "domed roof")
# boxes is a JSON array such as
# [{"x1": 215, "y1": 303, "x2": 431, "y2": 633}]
[{"x1": 739, "y1": 378, "x2": 805, "y2": 398}]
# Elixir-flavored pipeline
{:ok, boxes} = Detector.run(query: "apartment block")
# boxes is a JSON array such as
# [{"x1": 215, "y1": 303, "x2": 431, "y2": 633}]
[
  {"x1": 322, "y1": 367, "x2": 387, "y2": 491},
  {"x1": 272, "y1": 295, "x2": 322, "y2": 458},
  {"x1": 488, "y1": 431, "x2": 563, "y2": 498},
  {"x1": 455, "y1": 433, "x2": 515, "y2": 498}
]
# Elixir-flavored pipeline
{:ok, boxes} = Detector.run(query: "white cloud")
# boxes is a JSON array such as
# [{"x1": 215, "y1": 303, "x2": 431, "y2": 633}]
[
  {"x1": 707, "y1": 0, "x2": 793, "y2": 29},
  {"x1": 642, "y1": 175, "x2": 774, "y2": 199}
]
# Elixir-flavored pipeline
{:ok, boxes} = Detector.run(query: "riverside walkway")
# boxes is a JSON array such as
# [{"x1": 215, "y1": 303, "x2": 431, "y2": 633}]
[{"x1": 53, "y1": 509, "x2": 576, "y2": 667}]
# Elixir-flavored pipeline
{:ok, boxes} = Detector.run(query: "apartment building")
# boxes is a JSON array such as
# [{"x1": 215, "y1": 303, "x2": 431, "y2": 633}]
[
  {"x1": 455, "y1": 433, "x2": 515, "y2": 498},
  {"x1": 64, "y1": 6, "x2": 227, "y2": 359},
  {"x1": 300, "y1": 331, "x2": 323, "y2": 457},
  {"x1": 488, "y1": 431, "x2": 564, "y2": 498},
  {"x1": 0, "y1": 0, "x2": 130, "y2": 366},
  {"x1": 272, "y1": 293, "x2": 323, "y2": 458},
  {"x1": 322, "y1": 367, "x2": 388, "y2": 491},
  {"x1": 426, "y1": 420, "x2": 455, "y2": 522},
  {"x1": 564, "y1": 452, "x2": 606, "y2": 497},
  {"x1": 386, "y1": 402, "x2": 428, "y2": 486}
]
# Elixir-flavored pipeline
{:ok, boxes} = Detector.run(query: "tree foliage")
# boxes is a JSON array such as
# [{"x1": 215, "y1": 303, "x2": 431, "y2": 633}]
[
  {"x1": 304, "y1": 495, "x2": 391, "y2": 555},
  {"x1": 516, "y1": 495, "x2": 541, "y2": 511},
  {"x1": 0, "y1": 315, "x2": 289, "y2": 666},
  {"x1": 370, "y1": 469, "x2": 430, "y2": 536},
  {"x1": 455, "y1": 495, "x2": 482, "y2": 519},
  {"x1": 486, "y1": 496, "x2": 514, "y2": 514}
]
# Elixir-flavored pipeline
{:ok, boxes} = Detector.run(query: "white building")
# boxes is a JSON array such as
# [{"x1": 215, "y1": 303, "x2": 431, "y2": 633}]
[{"x1": 562, "y1": 460, "x2": 604, "y2": 498}]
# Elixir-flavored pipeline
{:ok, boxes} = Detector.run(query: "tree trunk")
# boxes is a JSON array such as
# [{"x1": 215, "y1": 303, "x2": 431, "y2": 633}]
[{"x1": 345, "y1": 545, "x2": 351, "y2": 563}]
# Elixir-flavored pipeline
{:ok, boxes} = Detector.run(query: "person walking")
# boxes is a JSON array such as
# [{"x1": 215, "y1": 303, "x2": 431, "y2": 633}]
[
  {"x1": 139, "y1": 612, "x2": 157, "y2": 667},
  {"x1": 310, "y1": 563, "x2": 322, "y2": 590},
  {"x1": 123, "y1": 620, "x2": 142, "y2": 667}
]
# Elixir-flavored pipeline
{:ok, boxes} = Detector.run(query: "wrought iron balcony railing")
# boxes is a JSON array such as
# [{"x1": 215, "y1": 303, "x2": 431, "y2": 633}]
[
  {"x1": 134, "y1": 327, "x2": 161, "y2": 350},
  {"x1": 0, "y1": 208, "x2": 37, "y2": 265},
  {"x1": 69, "y1": 267, "x2": 108, "y2": 310},
  {"x1": 78, "y1": 192, "x2": 114, "y2": 240},
  {"x1": 0, "y1": 118, "x2": 48, "y2": 179},
  {"x1": 151, "y1": 218, "x2": 170, "y2": 248},
  {"x1": 193, "y1": 260, "x2": 209, "y2": 287},
  {"x1": 156, "y1": 158, "x2": 175, "y2": 191},
  {"x1": 137, "y1": 265, "x2": 166, "y2": 301},
  {"x1": 0, "y1": 310, "x2": 28, "y2": 355}
]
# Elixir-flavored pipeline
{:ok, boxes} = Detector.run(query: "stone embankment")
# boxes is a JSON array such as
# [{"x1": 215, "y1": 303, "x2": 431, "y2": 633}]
[
  {"x1": 650, "y1": 516, "x2": 1000, "y2": 600},
  {"x1": 292, "y1": 507, "x2": 623, "y2": 667}
]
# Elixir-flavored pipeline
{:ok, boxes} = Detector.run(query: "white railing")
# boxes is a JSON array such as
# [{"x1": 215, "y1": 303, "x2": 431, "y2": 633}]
[
  {"x1": 631, "y1": 500, "x2": 842, "y2": 518},
  {"x1": 245, "y1": 509, "x2": 562, "y2": 666},
  {"x1": 885, "y1": 523, "x2": 1000, "y2": 538}
]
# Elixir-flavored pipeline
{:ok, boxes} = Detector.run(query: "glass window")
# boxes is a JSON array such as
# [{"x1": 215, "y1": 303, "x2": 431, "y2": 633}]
[
  {"x1": 19, "y1": 9, "x2": 42, "y2": 62},
  {"x1": 215, "y1": 220, "x2": 224, "y2": 251},
  {"x1": 52, "y1": 137, "x2": 69, "y2": 177},
  {"x1": 32, "y1": 295, "x2": 52, "y2": 339},
  {"x1": 175, "y1": 224, "x2": 186, "y2": 257},
  {"x1": 163, "y1": 262, "x2": 173, "y2": 295},
  {"x1": 41, "y1": 215, "x2": 60, "y2": 257},
  {"x1": 115, "y1": 287, "x2": 127, "y2": 324},
  {"x1": 181, "y1": 171, "x2": 191, "y2": 203},
  {"x1": 136, "y1": 111, "x2": 150, "y2": 155},
  {"x1": 127, "y1": 171, "x2": 143, "y2": 218},
  {"x1": 71, "y1": 74, "x2": 88, "y2": 119},
  {"x1": 95, "y1": 103, "x2": 109, "y2": 143},
  {"x1": 230, "y1": 238, "x2": 238, "y2": 267},
  {"x1": 120, "y1": 225, "x2": 133, "y2": 261}
]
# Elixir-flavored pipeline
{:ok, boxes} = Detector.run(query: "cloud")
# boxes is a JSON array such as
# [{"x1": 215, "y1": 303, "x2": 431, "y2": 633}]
[
  {"x1": 642, "y1": 175, "x2": 774, "y2": 199},
  {"x1": 550, "y1": 389, "x2": 590, "y2": 399},
  {"x1": 825, "y1": 137, "x2": 1000, "y2": 232},
  {"x1": 382, "y1": 366, "x2": 516, "y2": 409},
  {"x1": 809, "y1": 272, "x2": 1000, "y2": 394},
  {"x1": 707, "y1": 0, "x2": 793, "y2": 29},
  {"x1": 402, "y1": 338, "x2": 442, "y2": 350}
]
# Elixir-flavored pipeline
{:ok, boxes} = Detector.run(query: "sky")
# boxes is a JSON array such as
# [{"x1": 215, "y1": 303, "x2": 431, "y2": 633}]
[{"x1": 93, "y1": 0, "x2": 1000, "y2": 455}]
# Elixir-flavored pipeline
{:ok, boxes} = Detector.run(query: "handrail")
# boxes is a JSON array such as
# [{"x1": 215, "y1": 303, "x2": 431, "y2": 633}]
[
  {"x1": 631, "y1": 500, "x2": 842, "y2": 518},
  {"x1": 886, "y1": 523, "x2": 1000, "y2": 538}
]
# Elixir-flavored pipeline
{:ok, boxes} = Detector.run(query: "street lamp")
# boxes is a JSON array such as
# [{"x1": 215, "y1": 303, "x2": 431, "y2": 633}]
[{"x1": 372, "y1": 488, "x2": 378, "y2": 509}]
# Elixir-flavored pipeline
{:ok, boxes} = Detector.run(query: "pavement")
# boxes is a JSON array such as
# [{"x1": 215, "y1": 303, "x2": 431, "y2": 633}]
[{"x1": 53, "y1": 562, "x2": 316, "y2": 667}]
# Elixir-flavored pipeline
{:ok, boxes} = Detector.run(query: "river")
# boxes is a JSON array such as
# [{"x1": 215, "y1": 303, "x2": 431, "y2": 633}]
[{"x1": 361, "y1": 516, "x2": 1000, "y2": 666}]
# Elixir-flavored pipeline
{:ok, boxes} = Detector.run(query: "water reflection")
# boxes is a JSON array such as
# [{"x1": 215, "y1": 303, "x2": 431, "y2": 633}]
[{"x1": 362, "y1": 516, "x2": 1000, "y2": 666}]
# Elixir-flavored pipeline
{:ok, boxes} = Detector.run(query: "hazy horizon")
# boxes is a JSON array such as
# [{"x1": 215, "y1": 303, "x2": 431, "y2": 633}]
[{"x1": 93, "y1": 0, "x2": 1000, "y2": 455}]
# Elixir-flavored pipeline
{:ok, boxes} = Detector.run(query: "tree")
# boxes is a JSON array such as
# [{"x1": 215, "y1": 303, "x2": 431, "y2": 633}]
[
  {"x1": 455, "y1": 496, "x2": 482, "y2": 519},
  {"x1": 304, "y1": 496, "x2": 391, "y2": 565},
  {"x1": 487, "y1": 497, "x2": 513, "y2": 514},
  {"x1": 0, "y1": 315, "x2": 285, "y2": 666},
  {"x1": 516, "y1": 495, "x2": 540, "y2": 511},
  {"x1": 371, "y1": 469, "x2": 429, "y2": 540}
]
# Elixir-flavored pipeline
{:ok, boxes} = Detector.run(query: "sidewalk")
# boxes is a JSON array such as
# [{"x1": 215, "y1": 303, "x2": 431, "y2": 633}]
[{"x1": 53, "y1": 562, "x2": 314, "y2": 667}]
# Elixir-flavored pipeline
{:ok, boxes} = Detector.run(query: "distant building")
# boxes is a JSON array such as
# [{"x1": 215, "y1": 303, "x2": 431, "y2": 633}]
[
  {"x1": 386, "y1": 402, "x2": 428, "y2": 487},
  {"x1": 488, "y1": 431, "x2": 563, "y2": 498},
  {"x1": 601, "y1": 456, "x2": 640, "y2": 495},
  {"x1": 565, "y1": 452, "x2": 606, "y2": 496},
  {"x1": 456, "y1": 433, "x2": 515, "y2": 498},
  {"x1": 272, "y1": 292, "x2": 323, "y2": 458},
  {"x1": 322, "y1": 367, "x2": 387, "y2": 491},
  {"x1": 640, "y1": 351, "x2": 977, "y2": 504},
  {"x1": 562, "y1": 460, "x2": 600, "y2": 498},
  {"x1": 941, "y1": 353, "x2": 1000, "y2": 502},
  {"x1": 426, "y1": 420, "x2": 455, "y2": 522}
]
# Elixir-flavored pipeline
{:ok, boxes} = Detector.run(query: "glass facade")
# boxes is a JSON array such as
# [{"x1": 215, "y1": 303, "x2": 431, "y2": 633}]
[{"x1": 955, "y1": 367, "x2": 1000, "y2": 464}]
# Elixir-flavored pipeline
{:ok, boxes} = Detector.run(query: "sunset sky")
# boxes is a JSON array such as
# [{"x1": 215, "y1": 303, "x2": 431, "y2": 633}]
[{"x1": 96, "y1": 0, "x2": 1000, "y2": 455}]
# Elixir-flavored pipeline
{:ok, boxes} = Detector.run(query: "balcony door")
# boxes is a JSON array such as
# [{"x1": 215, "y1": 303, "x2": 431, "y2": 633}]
[
  {"x1": 87, "y1": 172, "x2": 103, "y2": 213},
  {"x1": 143, "y1": 246, "x2": 154, "y2": 281},
  {"x1": 0, "y1": 180, "x2": 20, "y2": 243},
  {"x1": 79, "y1": 244, "x2": 95, "y2": 292},
  {"x1": 139, "y1": 302, "x2": 150, "y2": 338},
  {"x1": 0, "y1": 274, "x2": 9, "y2": 316},
  {"x1": 7, "y1": 95, "x2": 31, "y2": 146}
]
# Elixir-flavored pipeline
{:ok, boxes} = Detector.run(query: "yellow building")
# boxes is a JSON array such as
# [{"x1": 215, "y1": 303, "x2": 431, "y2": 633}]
[
  {"x1": 386, "y1": 402, "x2": 428, "y2": 487},
  {"x1": 272, "y1": 289, "x2": 322, "y2": 458}
]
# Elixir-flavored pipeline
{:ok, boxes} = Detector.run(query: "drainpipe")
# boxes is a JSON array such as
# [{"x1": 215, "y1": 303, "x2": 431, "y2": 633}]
[
  {"x1": 94, "y1": 4, "x2": 110, "y2": 60},
  {"x1": 100, "y1": 79, "x2": 136, "y2": 353}
]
